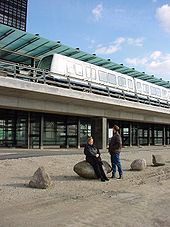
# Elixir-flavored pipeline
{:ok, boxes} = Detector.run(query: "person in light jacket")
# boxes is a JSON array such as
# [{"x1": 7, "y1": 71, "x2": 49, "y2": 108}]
[
  {"x1": 109, "y1": 125, "x2": 123, "y2": 179},
  {"x1": 84, "y1": 136, "x2": 109, "y2": 182}
]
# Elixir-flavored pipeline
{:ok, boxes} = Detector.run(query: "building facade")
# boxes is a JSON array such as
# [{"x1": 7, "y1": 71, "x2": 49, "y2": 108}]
[{"x1": 0, "y1": 0, "x2": 28, "y2": 31}]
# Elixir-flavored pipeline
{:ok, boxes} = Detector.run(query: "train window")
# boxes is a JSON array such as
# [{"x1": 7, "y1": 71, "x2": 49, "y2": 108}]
[
  {"x1": 150, "y1": 86, "x2": 156, "y2": 95},
  {"x1": 143, "y1": 84, "x2": 149, "y2": 94},
  {"x1": 128, "y1": 79, "x2": 133, "y2": 89},
  {"x1": 162, "y1": 89, "x2": 167, "y2": 98},
  {"x1": 99, "y1": 70, "x2": 107, "y2": 82},
  {"x1": 156, "y1": 88, "x2": 161, "y2": 97},
  {"x1": 67, "y1": 62, "x2": 75, "y2": 74},
  {"x1": 75, "y1": 64, "x2": 83, "y2": 76},
  {"x1": 118, "y1": 76, "x2": 126, "y2": 87},
  {"x1": 91, "y1": 68, "x2": 96, "y2": 80},
  {"x1": 86, "y1": 67, "x2": 91, "y2": 78},
  {"x1": 38, "y1": 55, "x2": 53, "y2": 70},
  {"x1": 108, "y1": 73, "x2": 116, "y2": 85},
  {"x1": 137, "y1": 82, "x2": 142, "y2": 91}
]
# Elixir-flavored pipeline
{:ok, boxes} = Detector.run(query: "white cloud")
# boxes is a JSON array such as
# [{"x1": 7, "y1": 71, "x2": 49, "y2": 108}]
[
  {"x1": 125, "y1": 51, "x2": 170, "y2": 80},
  {"x1": 150, "y1": 51, "x2": 161, "y2": 60},
  {"x1": 127, "y1": 37, "x2": 144, "y2": 47},
  {"x1": 156, "y1": 4, "x2": 170, "y2": 33},
  {"x1": 95, "y1": 37, "x2": 125, "y2": 54},
  {"x1": 125, "y1": 57, "x2": 148, "y2": 66},
  {"x1": 92, "y1": 3, "x2": 103, "y2": 21}
]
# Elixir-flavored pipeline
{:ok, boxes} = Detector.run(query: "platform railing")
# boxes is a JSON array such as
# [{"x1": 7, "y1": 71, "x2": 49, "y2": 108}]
[{"x1": 0, "y1": 59, "x2": 169, "y2": 109}]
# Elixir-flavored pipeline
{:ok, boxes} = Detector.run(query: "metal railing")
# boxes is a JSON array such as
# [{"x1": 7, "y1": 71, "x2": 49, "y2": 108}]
[{"x1": 0, "y1": 60, "x2": 169, "y2": 109}]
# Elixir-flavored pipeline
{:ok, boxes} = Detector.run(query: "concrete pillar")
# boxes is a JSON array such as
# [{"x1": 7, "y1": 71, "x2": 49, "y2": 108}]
[
  {"x1": 129, "y1": 123, "x2": 132, "y2": 147},
  {"x1": 91, "y1": 117, "x2": 107, "y2": 149},
  {"x1": 148, "y1": 128, "x2": 151, "y2": 146},
  {"x1": 40, "y1": 113, "x2": 44, "y2": 149},
  {"x1": 163, "y1": 126, "x2": 166, "y2": 146},
  {"x1": 77, "y1": 119, "x2": 80, "y2": 148},
  {"x1": 27, "y1": 112, "x2": 30, "y2": 149},
  {"x1": 137, "y1": 126, "x2": 140, "y2": 147}
]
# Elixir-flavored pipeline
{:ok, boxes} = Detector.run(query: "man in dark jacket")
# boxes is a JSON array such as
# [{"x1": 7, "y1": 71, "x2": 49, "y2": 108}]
[{"x1": 109, "y1": 125, "x2": 123, "y2": 179}]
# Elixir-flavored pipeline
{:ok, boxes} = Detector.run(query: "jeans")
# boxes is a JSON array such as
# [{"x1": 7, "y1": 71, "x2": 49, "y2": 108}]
[{"x1": 111, "y1": 152, "x2": 123, "y2": 177}]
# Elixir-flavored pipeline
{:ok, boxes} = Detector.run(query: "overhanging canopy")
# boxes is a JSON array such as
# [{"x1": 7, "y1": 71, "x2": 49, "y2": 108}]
[{"x1": 0, "y1": 24, "x2": 169, "y2": 89}]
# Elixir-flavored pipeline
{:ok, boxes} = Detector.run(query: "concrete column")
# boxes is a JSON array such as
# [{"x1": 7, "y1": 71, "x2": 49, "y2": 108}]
[
  {"x1": 137, "y1": 126, "x2": 140, "y2": 147},
  {"x1": 77, "y1": 119, "x2": 80, "y2": 148},
  {"x1": 129, "y1": 123, "x2": 132, "y2": 147},
  {"x1": 91, "y1": 117, "x2": 107, "y2": 149},
  {"x1": 163, "y1": 126, "x2": 166, "y2": 146},
  {"x1": 27, "y1": 112, "x2": 30, "y2": 149},
  {"x1": 148, "y1": 128, "x2": 151, "y2": 146},
  {"x1": 40, "y1": 113, "x2": 44, "y2": 149}
]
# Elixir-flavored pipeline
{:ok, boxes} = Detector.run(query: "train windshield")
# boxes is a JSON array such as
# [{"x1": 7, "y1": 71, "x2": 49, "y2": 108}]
[{"x1": 37, "y1": 55, "x2": 53, "y2": 71}]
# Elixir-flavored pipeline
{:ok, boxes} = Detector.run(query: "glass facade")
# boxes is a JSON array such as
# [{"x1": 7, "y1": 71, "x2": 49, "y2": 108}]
[
  {"x1": 108, "y1": 120, "x2": 170, "y2": 147},
  {"x1": 0, "y1": 110, "x2": 28, "y2": 147},
  {"x1": 0, "y1": 0, "x2": 28, "y2": 31},
  {"x1": 0, "y1": 109, "x2": 170, "y2": 148}
]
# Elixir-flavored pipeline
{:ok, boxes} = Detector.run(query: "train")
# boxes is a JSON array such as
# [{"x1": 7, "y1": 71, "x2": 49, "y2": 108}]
[{"x1": 38, "y1": 53, "x2": 170, "y2": 103}]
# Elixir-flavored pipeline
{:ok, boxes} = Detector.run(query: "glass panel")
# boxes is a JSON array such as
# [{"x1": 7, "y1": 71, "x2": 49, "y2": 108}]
[
  {"x1": 137, "y1": 82, "x2": 142, "y2": 91},
  {"x1": 143, "y1": 84, "x2": 149, "y2": 94},
  {"x1": 80, "y1": 120, "x2": 91, "y2": 147},
  {"x1": 67, "y1": 62, "x2": 75, "y2": 74},
  {"x1": 91, "y1": 68, "x2": 96, "y2": 80},
  {"x1": 99, "y1": 70, "x2": 107, "y2": 82},
  {"x1": 38, "y1": 55, "x2": 53, "y2": 70},
  {"x1": 108, "y1": 73, "x2": 116, "y2": 85},
  {"x1": 128, "y1": 79, "x2": 133, "y2": 89},
  {"x1": 118, "y1": 76, "x2": 126, "y2": 87}
]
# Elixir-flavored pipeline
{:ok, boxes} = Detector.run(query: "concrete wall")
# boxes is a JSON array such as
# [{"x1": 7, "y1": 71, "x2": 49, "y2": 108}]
[{"x1": 0, "y1": 76, "x2": 170, "y2": 124}]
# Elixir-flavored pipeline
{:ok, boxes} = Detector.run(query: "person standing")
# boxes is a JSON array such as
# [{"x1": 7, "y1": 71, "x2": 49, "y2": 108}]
[
  {"x1": 84, "y1": 136, "x2": 109, "y2": 182},
  {"x1": 109, "y1": 125, "x2": 123, "y2": 179}
]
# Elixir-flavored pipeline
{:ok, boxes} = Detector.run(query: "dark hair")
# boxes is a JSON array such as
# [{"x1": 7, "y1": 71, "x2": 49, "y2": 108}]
[
  {"x1": 113, "y1": 125, "x2": 119, "y2": 131},
  {"x1": 87, "y1": 136, "x2": 93, "y2": 143}
]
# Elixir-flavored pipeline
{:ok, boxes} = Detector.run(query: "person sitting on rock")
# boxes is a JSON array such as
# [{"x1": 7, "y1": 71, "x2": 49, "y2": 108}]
[{"x1": 84, "y1": 136, "x2": 109, "y2": 182}]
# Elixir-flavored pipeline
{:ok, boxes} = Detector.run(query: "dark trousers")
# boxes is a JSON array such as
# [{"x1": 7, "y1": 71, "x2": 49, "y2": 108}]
[
  {"x1": 111, "y1": 152, "x2": 123, "y2": 177},
  {"x1": 86, "y1": 156, "x2": 107, "y2": 180}
]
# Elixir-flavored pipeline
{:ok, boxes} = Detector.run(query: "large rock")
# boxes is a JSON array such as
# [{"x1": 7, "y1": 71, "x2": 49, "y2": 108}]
[
  {"x1": 29, "y1": 166, "x2": 52, "y2": 189},
  {"x1": 73, "y1": 160, "x2": 112, "y2": 179},
  {"x1": 152, "y1": 155, "x2": 165, "y2": 166},
  {"x1": 130, "y1": 159, "x2": 146, "y2": 171}
]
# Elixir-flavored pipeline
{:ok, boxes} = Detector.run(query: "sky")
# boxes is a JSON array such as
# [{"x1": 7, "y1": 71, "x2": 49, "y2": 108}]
[{"x1": 27, "y1": 0, "x2": 170, "y2": 82}]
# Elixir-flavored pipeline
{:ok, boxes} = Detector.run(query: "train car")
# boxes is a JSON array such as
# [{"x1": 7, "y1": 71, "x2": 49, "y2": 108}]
[
  {"x1": 38, "y1": 53, "x2": 170, "y2": 103},
  {"x1": 38, "y1": 53, "x2": 135, "y2": 95}
]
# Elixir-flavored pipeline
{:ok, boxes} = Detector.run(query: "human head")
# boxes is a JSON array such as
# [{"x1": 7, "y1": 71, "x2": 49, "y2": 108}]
[
  {"x1": 87, "y1": 136, "x2": 93, "y2": 145},
  {"x1": 113, "y1": 125, "x2": 119, "y2": 134}
]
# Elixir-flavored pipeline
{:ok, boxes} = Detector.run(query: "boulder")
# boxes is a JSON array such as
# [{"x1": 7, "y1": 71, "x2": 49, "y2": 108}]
[
  {"x1": 130, "y1": 159, "x2": 146, "y2": 171},
  {"x1": 73, "y1": 160, "x2": 112, "y2": 179},
  {"x1": 29, "y1": 166, "x2": 51, "y2": 189},
  {"x1": 152, "y1": 155, "x2": 165, "y2": 166}
]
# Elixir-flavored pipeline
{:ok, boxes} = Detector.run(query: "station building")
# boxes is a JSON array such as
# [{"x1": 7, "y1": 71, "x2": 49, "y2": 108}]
[{"x1": 0, "y1": 23, "x2": 170, "y2": 149}]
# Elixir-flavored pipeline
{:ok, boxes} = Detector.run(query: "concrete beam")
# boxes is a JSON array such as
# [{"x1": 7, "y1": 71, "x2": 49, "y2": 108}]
[{"x1": 0, "y1": 76, "x2": 170, "y2": 124}]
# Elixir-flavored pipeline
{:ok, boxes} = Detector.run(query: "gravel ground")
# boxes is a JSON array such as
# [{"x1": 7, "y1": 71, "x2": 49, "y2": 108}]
[{"x1": 0, "y1": 146, "x2": 170, "y2": 227}]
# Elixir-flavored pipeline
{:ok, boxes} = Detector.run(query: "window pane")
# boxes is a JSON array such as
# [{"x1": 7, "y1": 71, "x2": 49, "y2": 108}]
[
  {"x1": 108, "y1": 73, "x2": 116, "y2": 84},
  {"x1": 118, "y1": 76, "x2": 126, "y2": 87},
  {"x1": 99, "y1": 71, "x2": 107, "y2": 82}
]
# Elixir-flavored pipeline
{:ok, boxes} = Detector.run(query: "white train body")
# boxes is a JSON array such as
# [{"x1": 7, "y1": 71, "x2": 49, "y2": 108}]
[{"x1": 38, "y1": 53, "x2": 170, "y2": 102}]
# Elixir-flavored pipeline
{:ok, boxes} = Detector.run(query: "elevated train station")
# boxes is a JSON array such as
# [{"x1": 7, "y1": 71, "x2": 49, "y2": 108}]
[{"x1": 0, "y1": 24, "x2": 170, "y2": 149}]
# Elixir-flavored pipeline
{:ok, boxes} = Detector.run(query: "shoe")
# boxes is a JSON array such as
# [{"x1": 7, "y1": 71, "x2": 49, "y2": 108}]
[
  {"x1": 111, "y1": 175, "x2": 116, "y2": 179},
  {"x1": 104, "y1": 177, "x2": 109, "y2": 181},
  {"x1": 118, "y1": 175, "x2": 123, "y2": 179},
  {"x1": 101, "y1": 178, "x2": 105, "y2": 182}
]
